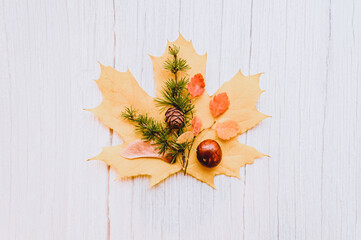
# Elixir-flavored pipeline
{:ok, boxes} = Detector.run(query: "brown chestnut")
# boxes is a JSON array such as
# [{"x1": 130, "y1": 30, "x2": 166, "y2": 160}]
[{"x1": 196, "y1": 139, "x2": 222, "y2": 168}]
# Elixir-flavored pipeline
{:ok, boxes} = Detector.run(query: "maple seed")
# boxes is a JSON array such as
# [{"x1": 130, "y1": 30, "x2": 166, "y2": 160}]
[
  {"x1": 165, "y1": 107, "x2": 185, "y2": 129},
  {"x1": 197, "y1": 139, "x2": 222, "y2": 168}
]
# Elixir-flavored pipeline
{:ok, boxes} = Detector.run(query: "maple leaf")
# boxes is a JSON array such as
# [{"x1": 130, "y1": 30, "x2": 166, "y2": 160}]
[
  {"x1": 188, "y1": 73, "x2": 205, "y2": 97},
  {"x1": 214, "y1": 120, "x2": 240, "y2": 140},
  {"x1": 88, "y1": 33, "x2": 269, "y2": 188},
  {"x1": 209, "y1": 92, "x2": 230, "y2": 117}
]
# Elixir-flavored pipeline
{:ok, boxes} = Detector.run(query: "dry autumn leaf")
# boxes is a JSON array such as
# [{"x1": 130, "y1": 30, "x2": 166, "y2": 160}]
[
  {"x1": 88, "y1": 33, "x2": 269, "y2": 188},
  {"x1": 209, "y1": 92, "x2": 230, "y2": 117},
  {"x1": 188, "y1": 73, "x2": 205, "y2": 97},
  {"x1": 120, "y1": 140, "x2": 168, "y2": 161},
  {"x1": 177, "y1": 131, "x2": 194, "y2": 143},
  {"x1": 191, "y1": 116, "x2": 202, "y2": 136},
  {"x1": 214, "y1": 120, "x2": 240, "y2": 140}
]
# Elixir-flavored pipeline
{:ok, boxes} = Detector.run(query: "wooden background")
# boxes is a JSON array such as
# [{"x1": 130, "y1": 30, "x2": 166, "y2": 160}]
[{"x1": 1, "y1": 0, "x2": 360, "y2": 239}]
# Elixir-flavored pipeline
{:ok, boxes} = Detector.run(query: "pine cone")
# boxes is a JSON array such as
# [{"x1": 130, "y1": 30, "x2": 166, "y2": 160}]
[{"x1": 165, "y1": 108, "x2": 184, "y2": 129}]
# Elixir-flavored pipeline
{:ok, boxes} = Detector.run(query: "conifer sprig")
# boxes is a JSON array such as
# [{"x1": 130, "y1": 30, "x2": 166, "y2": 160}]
[
  {"x1": 156, "y1": 45, "x2": 195, "y2": 131},
  {"x1": 121, "y1": 107, "x2": 175, "y2": 156},
  {"x1": 121, "y1": 44, "x2": 195, "y2": 168},
  {"x1": 163, "y1": 45, "x2": 190, "y2": 74},
  {"x1": 155, "y1": 77, "x2": 194, "y2": 114},
  {"x1": 121, "y1": 107, "x2": 164, "y2": 142},
  {"x1": 164, "y1": 58, "x2": 190, "y2": 74}
]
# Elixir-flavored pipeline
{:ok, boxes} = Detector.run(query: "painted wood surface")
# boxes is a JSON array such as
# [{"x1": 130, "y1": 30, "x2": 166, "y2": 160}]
[{"x1": 0, "y1": 0, "x2": 360, "y2": 239}]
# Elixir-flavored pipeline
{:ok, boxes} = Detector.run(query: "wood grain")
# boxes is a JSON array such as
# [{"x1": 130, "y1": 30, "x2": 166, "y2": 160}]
[{"x1": 0, "y1": 0, "x2": 360, "y2": 239}]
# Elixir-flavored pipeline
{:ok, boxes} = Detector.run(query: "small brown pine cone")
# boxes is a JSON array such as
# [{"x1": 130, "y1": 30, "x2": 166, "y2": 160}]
[{"x1": 165, "y1": 107, "x2": 184, "y2": 129}]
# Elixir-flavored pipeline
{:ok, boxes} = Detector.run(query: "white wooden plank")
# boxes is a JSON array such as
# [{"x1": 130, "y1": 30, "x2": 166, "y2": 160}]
[
  {"x1": 218, "y1": 0, "x2": 253, "y2": 239},
  {"x1": 109, "y1": 1, "x2": 150, "y2": 239},
  {"x1": 245, "y1": 0, "x2": 331, "y2": 239},
  {"x1": 109, "y1": 1, "x2": 182, "y2": 239},
  {"x1": 356, "y1": 2, "x2": 361, "y2": 238},
  {"x1": 322, "y1": 0, "x2": 361, "y2": 239},
  {"x1": 0, "y1": 0, "x2": 113, "y2": 239},
  {"x1": 0, "y1": 0, "x2": 12, "y2": 238},
  {"x1": 248, "y1": 1, "x2": 295, "y2": 238},
  {"x1": 286, "y1": 1, "x2": 330, "y2": 239},
  {"x1": 179, "y1": 1, "x2": 226, "y2": 239},
  {"x1": 65, "y1": 0, "x2": 114, "y2": 238}
]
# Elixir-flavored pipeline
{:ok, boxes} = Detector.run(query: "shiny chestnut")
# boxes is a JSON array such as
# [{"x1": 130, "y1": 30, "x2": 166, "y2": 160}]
[{"x1": 196, "y1": 139, "x2": 222, "y2": 168}]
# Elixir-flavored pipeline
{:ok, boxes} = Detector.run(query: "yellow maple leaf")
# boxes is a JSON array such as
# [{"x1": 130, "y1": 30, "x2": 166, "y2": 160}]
[{"x1": 88, "y1": 33, "x2": 269, "y2": 188}]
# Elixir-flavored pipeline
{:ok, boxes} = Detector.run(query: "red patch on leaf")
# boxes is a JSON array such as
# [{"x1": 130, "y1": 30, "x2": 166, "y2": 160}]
[
  {"x1": 191, "y1": 116, "x2": 202, "y2": 136},
  {"x1": 209, "y1": 92, "x2": 230, "y2": 117},
  {"x1": 188, "y1": 73, "x2": 205, "y2": 97}
]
